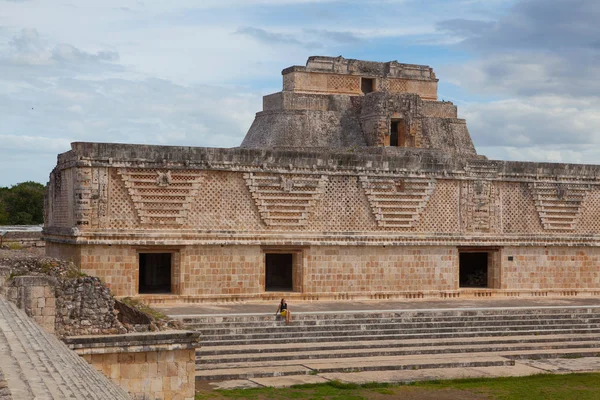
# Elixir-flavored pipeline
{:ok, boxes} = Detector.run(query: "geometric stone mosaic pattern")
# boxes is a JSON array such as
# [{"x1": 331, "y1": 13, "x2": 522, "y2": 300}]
[
  {"x1": 389, "y1": 78, "x2": 408, "y2": 92},
  {"x1": 530, "y1": 182, "x2": 591, "y2": 231},
  {"x1": 465, "y1": 160, "x2": 501, "y2": 178},
  {"x1": 460, "y1": 180, "x2": 500, "y2": 233},
  {"x1": 118, "y1": 168, "x2": 204, "y2": 225},
  {"x1": 326, "y1": 75, "x2": 360, "y2": 92},
  {"x1": 360, "y1": 176, "x2": 436, "y2": 228},
  {"x1": 244, "y1": 173, "x2": 329, "y2": 227}
]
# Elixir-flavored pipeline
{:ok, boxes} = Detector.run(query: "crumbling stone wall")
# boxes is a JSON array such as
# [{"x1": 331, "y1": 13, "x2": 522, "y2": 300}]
[
  {"x1": 55, "y1": 276, "x2": 126, "y2": 337},
  {"x1": 0, "y1": 251, "x2": 126, "y2": 337},
  {"x1": 0, "y1": 231, "x2": 44, "y2": 249}
]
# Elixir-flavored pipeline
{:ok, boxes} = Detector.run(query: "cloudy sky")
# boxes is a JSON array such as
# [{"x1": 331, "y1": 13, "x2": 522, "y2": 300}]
[{"x1": 1, "y1": 0, "x2": 599, "y2": 186}]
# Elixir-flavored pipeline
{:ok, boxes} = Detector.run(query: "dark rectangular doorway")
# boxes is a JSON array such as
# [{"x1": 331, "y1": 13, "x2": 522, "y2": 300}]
[
  {"x1": 390, "y1": 119, "x2": 407, "y2": 147},
  {"x1": 361, "y1": 78, "x2": 374, "y2": 94},
  {"x1": 459, "y1": 252, "x2": 488, "y2": 288},
  {"x1": 139, "y1": 253, "x2": 172, "y2": 294},
  {"x1": 265, "y1": 253, "x2": 293, "y2": 291}
]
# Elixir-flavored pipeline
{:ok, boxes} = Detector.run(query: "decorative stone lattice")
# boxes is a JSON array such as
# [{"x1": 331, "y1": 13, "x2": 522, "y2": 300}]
[
  {"x1": 326, "y1": 75, "x2": 360, "y2": 92},
  {"x1": 389, "y1": 79, "x2": 408, "y2": 93},
  {"x1": 417, "y1": 180, "x2": 459, "y2": 233},
  {"x1": 530, "y1": 183, "x2": 591, "y2": 230},
  {"x1": 460, "y1": 180, "x2": 500, "y2": 232},
  {"x1": 465, "y1": 160, "x2": 501, "y2": 178},
  {"x1": 118, "y1": 169, "x2": 204, "y2": 225},
  {"x1": 108, "y1": 169, "x2": 138, "y2": 229},
  {"x1": 501, "y1": 182, "x2": 543, "y2": 233},
  {"x1": 360, "y1": 176, "x2": 436, "y2": 228},
  {"x1": 244, "y1": 173, "x2": 329, "y2": 227},
  {"x1": 578, "y1": 187, "x2": 600, "y2": 233}
]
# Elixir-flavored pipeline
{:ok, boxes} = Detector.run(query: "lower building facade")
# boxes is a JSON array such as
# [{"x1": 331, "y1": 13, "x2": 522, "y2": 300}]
[{"x1": 43, "y1": 143, "x2": 600, "y2": 303}]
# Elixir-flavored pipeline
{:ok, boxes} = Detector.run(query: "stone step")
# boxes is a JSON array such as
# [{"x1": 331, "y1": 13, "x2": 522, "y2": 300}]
[
  {"x1": 196, "y1": 347, "x2": 596, "y2": 372},
  {"x1": 184, "y1": 312, "x2": 600, "y2": 329},
  {"x1": 0, "y1": 298, "x2": 130, "y2": 400},
  {"x1": 197, "y1": 333, "x2": 600, "y2": 356},
  {"x1": 199, "y1": 323, "x2": 600, "y2": 343},
  {"x1": 196, "y1": 334, "x2": 599, "y2": 357},
  {"x1": 197, "y1": 339, "x2": 600, "y2": 366},
  {"x1": 7, "y1": 300, "x2": 123, "y2": 400},
  {"x1": 199, "y1": 327, "x2": 600, "y2": 347},
  {"x1": 190, "y1": 306, "x2": 600, "y2": 384},
  {"x1": 195, "y1": 355, "x2": 514, "y2": 381},
  {"x1": 181, "y1": 307, "x2": 600, "y2": 324},
  {"x1": 192, "y1": 317, "x2": 600, "y2": 335}
]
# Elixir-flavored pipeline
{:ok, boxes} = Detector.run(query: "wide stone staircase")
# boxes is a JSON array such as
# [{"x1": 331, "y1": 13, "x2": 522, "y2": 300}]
[
  {"x1": 181, "y1": 306, "x2": 600, "y2": 382},
  {"x1": 0, "y1": 297, "x2": 130, "y2": 400}
]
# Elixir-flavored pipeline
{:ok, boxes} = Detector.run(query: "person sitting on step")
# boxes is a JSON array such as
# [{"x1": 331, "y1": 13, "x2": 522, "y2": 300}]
[{"x1": 275, "y1": 298, "x2": 291, "y2": 324}]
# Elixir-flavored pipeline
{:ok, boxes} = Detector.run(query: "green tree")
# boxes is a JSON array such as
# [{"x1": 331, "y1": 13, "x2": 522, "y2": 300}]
[
  {"x1": 0, "y1": 182, "x2": 45, "y2": 225},
  {"x1": 0, "y1": 187, "x2": 8, "y2": 224}
]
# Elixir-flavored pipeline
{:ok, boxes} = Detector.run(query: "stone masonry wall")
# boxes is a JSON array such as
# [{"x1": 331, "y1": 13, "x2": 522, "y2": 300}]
[
  {"x1": 181, "y1": 245, "x2": 263, "y2": 297},
  {"x1": 45, "y1": 242, "x2": 81, "y2": 266},
  {"x1": 283, "y1": 71, "x2": 438, "y2": 100},
  {"x1": 0, "y1": 252, "x2": 126, "y2": 337},
  {"x1": 48, "y1": 242, "x2": 600, "y2": 300},
  {"x1": 79, "y1": 245, "x2": 138, "y2": 297},
  {"x1": 421, "y1": 101, "x2": 457, "y2": 118},
  {"x1": 304, "y1": 246, "x2": 456, "y2": 294},
  {"x1": 501, "y1": 247, "x2": 600, "y2": 290},
  {"x1": 67, "y1": 332, "x2": 199, "y2": 400},
  {"x1": 4, "y1": 276, "x2": 57, "y2": 333},
  {"x1": 71, "y1": 243, "x2": 458, "y2": 298},
  {"x1": 81, "y1": 349, "x2": 195, "y2": 400}
]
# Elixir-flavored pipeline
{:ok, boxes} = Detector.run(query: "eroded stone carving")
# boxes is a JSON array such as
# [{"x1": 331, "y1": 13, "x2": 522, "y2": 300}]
[
  {"x1": 156, "y1": 171, "x2": 173, "y2": 187},
  {"x1": 461, "y1": 180, "x2": 500, "y2": 233}
]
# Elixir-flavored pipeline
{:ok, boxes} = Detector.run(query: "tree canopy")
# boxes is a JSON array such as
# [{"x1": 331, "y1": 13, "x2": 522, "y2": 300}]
[{"x1": 0, "y1": 181, "x2": 45, "y2": 225}]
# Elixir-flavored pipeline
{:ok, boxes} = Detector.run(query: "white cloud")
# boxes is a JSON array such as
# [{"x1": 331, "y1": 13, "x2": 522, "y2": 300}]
[
  {"x1": 463, "y1": 95, "x2": 600, "y2": 162},
  {"x1": 1, "y1": 0, "x2": 599, "y2": 187},
  {"x1": 0, "y1": 134, "x2": 72, "y2": 152}
]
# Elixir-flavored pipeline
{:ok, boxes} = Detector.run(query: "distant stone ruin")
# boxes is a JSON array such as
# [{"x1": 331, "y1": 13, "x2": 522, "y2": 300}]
[{"x1": 43, "y1": 56, "x2": 600, "y2": 303}]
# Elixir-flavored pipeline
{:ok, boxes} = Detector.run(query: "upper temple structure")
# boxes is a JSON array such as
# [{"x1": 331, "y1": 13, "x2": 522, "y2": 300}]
[
  {"x1": 43, "y1": 57, "x2": 600, "y2": 304},
  {"x1": 242, "y1": 56, "x2": 476, "y2": 156}
]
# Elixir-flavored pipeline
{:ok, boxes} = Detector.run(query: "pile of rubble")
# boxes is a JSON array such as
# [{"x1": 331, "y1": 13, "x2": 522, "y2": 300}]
[{"x1": 0, "y1": 249, "x2": 178, "y2": 337}]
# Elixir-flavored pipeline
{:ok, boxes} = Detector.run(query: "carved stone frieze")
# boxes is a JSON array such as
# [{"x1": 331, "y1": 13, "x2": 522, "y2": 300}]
[
  {"x1": 460, "y1": 180, "x2": 500, "y2": 233},
  {"x1": 244, "y1": 173, "x2": 329, "y2": 227},
  {"x1": 74, "y1": 168, "x2": 93, "y2": 228},
  {"x1": 360, "y1": 176, "x2": 435, "y2": 228},
  {"x1": 530, "y1": 182, "x2": 591, "y2": 231},
  {"x1": 118, "y1": 169, "x2": 204, "y2": 225},
  {"x1": 91, "y1": 168, "x2": 109, "y2": 228}
]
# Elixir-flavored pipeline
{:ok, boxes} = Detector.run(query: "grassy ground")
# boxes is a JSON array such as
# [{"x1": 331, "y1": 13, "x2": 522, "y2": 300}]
[{"x1": 195, "y1": 372, "x2": 600, "y2": 400}]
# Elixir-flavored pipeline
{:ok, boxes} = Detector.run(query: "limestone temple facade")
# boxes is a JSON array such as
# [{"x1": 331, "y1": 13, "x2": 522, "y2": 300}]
[{"x1": 44, "y1": 56, "x2": 600, "y2": 303}]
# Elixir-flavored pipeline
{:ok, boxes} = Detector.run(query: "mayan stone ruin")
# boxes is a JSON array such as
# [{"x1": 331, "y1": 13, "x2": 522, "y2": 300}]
[{"x1": 43, "y1": 56, "x2": 600, "y2": 304}]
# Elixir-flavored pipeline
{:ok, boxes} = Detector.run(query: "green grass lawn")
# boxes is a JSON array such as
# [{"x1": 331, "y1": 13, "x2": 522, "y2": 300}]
[{"x1": 196, "y1": 372, "x2": 600, "y2": 400}]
